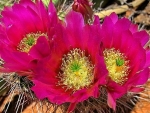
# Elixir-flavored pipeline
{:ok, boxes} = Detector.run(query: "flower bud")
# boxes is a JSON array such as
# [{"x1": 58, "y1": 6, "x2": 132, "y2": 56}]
[{"x1": 72, "y1": 0, "x2": 93, "y2": 23}]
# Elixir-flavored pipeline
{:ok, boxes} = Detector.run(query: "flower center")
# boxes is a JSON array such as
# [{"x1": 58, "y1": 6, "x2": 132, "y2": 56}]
[
  {"x1": 58, "y1": 49, "x2": 94, "y2": 91},
  {"x1": 17, "y1": 32, "x2": 47, "y2": 52},
  {"x1": 103, "y1": 48, "x2": 130, "y2": 85}
]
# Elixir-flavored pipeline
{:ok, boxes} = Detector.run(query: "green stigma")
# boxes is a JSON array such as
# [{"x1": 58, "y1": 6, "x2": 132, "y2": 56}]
[
  {"x1": 25, "y1": 36, "x2": 35, "y2": 46},
  {"x1": 116, "y1": 58, "x2": 124, "y2": 66},
  {"x1": 70, "y1": 62, "x2": 81, "y2": 72},
  {"x1": 58, "y1": 49, "x2": 94, "y2": 91}
]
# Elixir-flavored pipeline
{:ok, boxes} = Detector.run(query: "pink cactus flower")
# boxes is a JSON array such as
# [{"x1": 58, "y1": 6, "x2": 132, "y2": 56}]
[
  {"x1": 0, "y1": 0, "x2": 59, "y2": 77},
  {"x1": 32, "y1": 9, "x2": 108, "y2": 112},
  {"x1": 100, "y1": 12, "x2": 150, "y2": 110}
]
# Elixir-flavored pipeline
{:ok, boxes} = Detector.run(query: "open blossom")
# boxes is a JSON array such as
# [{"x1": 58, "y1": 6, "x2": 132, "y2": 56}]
[
  {"x1": 31, "y1": 5, "x2": 108, "y2": 112},
  {"x1": 72, "y1": 0, "x2": 93, "y2": 22},
  {"x1": 0, "y1": 0, "x2": 58, "y2": 76},
  {"x1": 100, "y1": 13, "x2": 150, "y2": 110}
]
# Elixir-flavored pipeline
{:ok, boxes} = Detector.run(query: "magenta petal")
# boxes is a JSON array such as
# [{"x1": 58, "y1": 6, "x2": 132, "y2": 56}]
[
  {"x1": 36, "y1": 0, "x2": 49, "y2": 30},
  {"x1": 89, "y1": 83, "x2": 100, "y2": 98},
  {"x1": 80, "y1": 25, "x2": 90, "y2": 50},
  {"x1": 32, "y1": 81, "x2": 66, "y2": 103},
  {"x1": 33, "y1": 64, "x2": 58, "y2": 84},
  {"x1": 67, "y1": 102, "x2": 77, "y2": 113},
  {"x1": 0, "y1": 27, "x2": 9, "y2": 45},
  {"x1": 133, "y1": 30, "x2": 149, "y2": 46},
  {"x1": 48, "y1": 0, "x2": 58, "y2": 28},
  {"x1": 119, "y1": 30, "x2": 132, "y2": 53},
  {"x1": 129, "y1": 23, "x2": 138, "y2": 33},
  {"x1": 112, "y1": 20, "x2": 132, "y2": 50},
  {"x1": 108, "y1": 80, "x2": 126, "y2": 94},
  {"x1": 133, "y1": 68, "x2": 149, "y2": 85},
  {"x1": 112, "y1": 18, "x2": 131, "y2": 49},
  {"x1": 51, "y1": 24, "x2": 70, "y2": 52},
  {"x1": 29, "y1": 36, "x2": 50, "y2": 59},
  {"x1": 20, "y1": 0, "x2": 37, "y2": 11},
  {"x1": 109, "y1": 12, "x2": 118, "y2": 24},
  {"x1": 126, "y1": 68, "x2": 149, "y2": 86},
  {"x1": 1, "y1": 10, "x2": 19, "y2": 27},
  {"x1": 48, "y1": 0, "x2": 57, "y2": 15},
  {"x1": 107, "y1": 92, "x2": 116, "y2": 110},
  {"x1": 118, "y1": 30, "x2": 146, "y2": 71},
  {"x1": 145, "y1": 50, "x2": 150, "y2": 68},
  {"x1": 6, "y1": 24, "x2": 25, "y2": 45},
  {"x1": 107, "y1": 80, "x2": 126, "y2": 109},
  {"x1": 86, "y1": 26, "x2": 102, "y2": 58},
  {"x1": 8, "y1": 1, "x2": 47, "y2": 33},
  {"x1": 95, "y1": 54, "x2": 108, "y2": 84},
  {"x1": 93, "y1": 15, "x2": 100, "y2": 26},
  {"x1": 65, "y1": 11, "x2": 84, "y2": 47},
  {"x1": 72, "y1": 88, "x2": 96, "y2": 102},
  {"x1": 0, "y1": 49, "x2": 32, "y2": 71},
  {"x1": 0, "y1": 67, "x2": 12, "y2": 73},
  {"x1": 26, "y1": 8, "x2": 46, "y2": 32},
  {"x1": 114, "y1": 18, "x2": 131, "y2": 32},
  {"x1": 102, "y1": 16, "x2": 114, "y2": 48},
  {"x1": 124, "y1": 34, "x2": 146, "y2": 70},
  {"x1": 129, "y1": 87, "x2": 144, "y2": 93},
  {"x1": 12, "y1": 4, "x2": 38, "y2": 32},
  {"x1": 32, "y1": 80, "x2": 52, "y2": 99}
]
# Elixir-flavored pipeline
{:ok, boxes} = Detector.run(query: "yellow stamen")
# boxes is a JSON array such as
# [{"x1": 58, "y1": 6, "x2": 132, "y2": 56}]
[
  {"x1": 17, "y1": 32, "x2": 47, "y2": 53},
  {"x1": 103, "y1": 48, "x2": 130, "y2": 85},
  {"x1": 58, "y1": 48, "x2": 94, "y2": 91}
]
